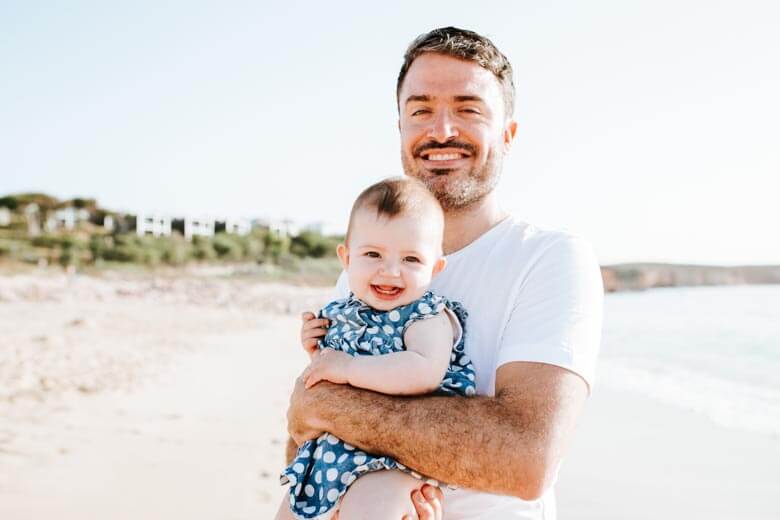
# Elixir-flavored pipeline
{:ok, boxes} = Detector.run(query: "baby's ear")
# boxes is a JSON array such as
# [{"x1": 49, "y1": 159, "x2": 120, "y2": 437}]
[
  {"x1": 336, "y1": 244, "x2": 350, "y2": 270},
  {"x1": 432, "y1": 257, "x2": 447, "y2": 277}
]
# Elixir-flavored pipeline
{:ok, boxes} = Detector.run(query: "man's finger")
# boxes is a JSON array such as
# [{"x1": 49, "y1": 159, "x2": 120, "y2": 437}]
[{"x1": 301, "y1": 311, "x2": 316, "y2": 321}]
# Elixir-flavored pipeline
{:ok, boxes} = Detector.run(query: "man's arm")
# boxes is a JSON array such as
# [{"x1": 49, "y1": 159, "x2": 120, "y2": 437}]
[{"x1": 287, "y1": 360, "x2": 588, "y2": 500}]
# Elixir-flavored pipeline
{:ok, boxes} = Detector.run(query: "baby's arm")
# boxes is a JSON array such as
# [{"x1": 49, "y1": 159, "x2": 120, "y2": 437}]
[{"x1": 304, "y1": 312, "x2": 454, "y2": 395}]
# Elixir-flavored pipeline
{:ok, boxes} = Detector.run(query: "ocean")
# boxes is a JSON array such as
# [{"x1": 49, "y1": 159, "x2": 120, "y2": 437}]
[{"x1": 598, "y1": 284, "x2": 780, "y2": 437}]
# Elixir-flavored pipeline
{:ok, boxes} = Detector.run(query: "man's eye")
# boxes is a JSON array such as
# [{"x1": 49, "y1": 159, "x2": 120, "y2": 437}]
[
  {"x1": 461, "y1": 108, "x2": 480, "y2": 114},
  {"x1": 365, "y1": 251, "x2": 380, "y2": 258},
  {"x1": 404, "y1": 256, "x2": 421, "y2": 263},
  {"x1": 411, "y1": 109, "x2": 431, "y2": 116}
]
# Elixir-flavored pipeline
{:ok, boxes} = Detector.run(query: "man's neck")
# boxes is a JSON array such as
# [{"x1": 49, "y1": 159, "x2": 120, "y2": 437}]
[{"x1": 442, "y1": 193, "x2": 508, "y2": 255}]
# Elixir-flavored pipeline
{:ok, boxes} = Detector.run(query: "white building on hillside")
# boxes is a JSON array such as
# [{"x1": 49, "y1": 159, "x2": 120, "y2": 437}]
[
  {"x1": 46, "y1": 207, "x2": 90, "y2": 232},
  {"x1": 136, "y1": 213, "x2": 172, "y2": 237},
  {"x1": 184, "y1": 217, "x2": 215, "y2": 241},
  {"x1": 225, "y1": 218, "x2": 251, "y2": 236}
]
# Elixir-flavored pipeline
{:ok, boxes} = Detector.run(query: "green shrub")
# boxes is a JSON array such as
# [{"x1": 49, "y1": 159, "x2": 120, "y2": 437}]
[
  {"x1": 263, "y1": 231, "x2": 290, "y2": 263},
  {"x1": 290, "y1": 231, "x2": 336, "y2": 259},
  {"x1": 192, "y1": 236, "x2": 217, "y2": 261},
  {"x1": 212, "y1": 234, "x2": 243, "y2": 261}
]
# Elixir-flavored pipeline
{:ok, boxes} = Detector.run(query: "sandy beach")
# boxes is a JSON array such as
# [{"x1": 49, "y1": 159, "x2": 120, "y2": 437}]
[{"x1": 1, "y1": 271, "x2": 778, "y2": 519}]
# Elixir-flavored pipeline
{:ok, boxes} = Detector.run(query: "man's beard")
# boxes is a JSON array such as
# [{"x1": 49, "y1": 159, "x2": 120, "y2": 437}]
[{"x1": 402, "y1": 146, "x2": 502, "y2": 212}]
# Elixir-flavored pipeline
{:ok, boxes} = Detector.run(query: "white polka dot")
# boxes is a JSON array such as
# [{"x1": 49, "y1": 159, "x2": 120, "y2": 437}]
[
  {"x1": 394, "y1": 338, "x2": 402, "y2": 348},
  {"x1": 305, "y1": 484, "x2": 315, "y2": 497},
  {"x1": 295, "y1": 483, "x2": 302, "y2": 495},
  {"x1": 313, "y1": 446, "x2": 322, "y2": 459},
  {"x1": 466, "y1": 386, "x2": 476, "y2": 396},
  {"x1": 323, "y1": 451, "x2": 336, "y2": 463},
  {"x1": 353, "y1": 454, "x2": 366, "y2": 465},
  {"x1": 327, "y1": 488, "x2": 340, "y2": 502},
  {"x1": 315, "y1": 470, "x2": 322, "y2": 483},
  {"x1": 326, "y1": 434, "x2": 339, "y2": 445},
  {"x1": 286, "y1": 474, "x2": 297, "y2": 485},
  {"x1": 382, "y1": 324, "x2": 394, "y2": 334},
  {"x1": 343, "y1": 442, "x2": 355, "y2": 451},
  {"x1": 303, "y1": 505, "x2": 316, "y2": 514},
  {"x1": 367, "y1": 326, "x2": 379, "y2": 334},
  {"x1": 418, "y1": 303, "x2": 432, "y2": 314},
  {"x1": 340, "y1": 472, "x2": 352, "y2": 484},
  {"x1": 388, "y1": 310, "x2": 401, "y2": 322},
  {"x1": 299, "y1": 449, "x2": 310, "y2": 458},
  {"x1": 459, "y1": 355, "x2": 471, "y2": 366},
  {"x1": 326, "y1": 468, "x2": 339, "y2": 481},
  {"x1": 292, "y1": 463, "x2": 305, "y2": 473}
]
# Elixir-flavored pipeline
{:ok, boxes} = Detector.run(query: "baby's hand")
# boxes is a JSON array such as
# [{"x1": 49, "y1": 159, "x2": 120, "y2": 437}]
[
  {"x1": 304, "y1": 349, "x2": 353, "y2": 388},
  {"x1": 300, "y1": 311, "x2": 330, "y2": 359}
]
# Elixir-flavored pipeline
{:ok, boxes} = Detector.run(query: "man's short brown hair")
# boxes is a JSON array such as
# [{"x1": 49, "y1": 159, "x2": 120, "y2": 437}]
[
  {"x1": 397, "y1": 26, "x2": 515, "y2": 119},
  {"x1": 346, "y1": 177, "x2": 444, "y2": 243}
]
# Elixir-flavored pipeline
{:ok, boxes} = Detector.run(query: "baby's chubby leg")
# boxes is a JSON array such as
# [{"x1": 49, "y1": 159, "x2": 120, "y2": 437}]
[{"x1": 338, "y1": 470, "x2": 427, "y2": 519}]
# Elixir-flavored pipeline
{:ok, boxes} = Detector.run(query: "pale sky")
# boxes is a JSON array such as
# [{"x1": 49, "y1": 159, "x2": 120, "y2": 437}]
[{"x1": 2, "y1": 1, "x2": 779, "y2": 265}]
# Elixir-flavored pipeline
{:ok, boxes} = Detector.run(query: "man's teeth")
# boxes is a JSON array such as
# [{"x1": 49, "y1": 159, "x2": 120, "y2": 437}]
[{"x1": 428, "y1": 153, "x2": 461, "y2": 161}]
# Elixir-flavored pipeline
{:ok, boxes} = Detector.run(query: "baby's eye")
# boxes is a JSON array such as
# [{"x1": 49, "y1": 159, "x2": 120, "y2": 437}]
[
  {"x1": 365, "y1": 251, "x2": 380, "y2": 258},
  {"x1": 404, "y1": 256, "x2": 421, "y2": 263}
]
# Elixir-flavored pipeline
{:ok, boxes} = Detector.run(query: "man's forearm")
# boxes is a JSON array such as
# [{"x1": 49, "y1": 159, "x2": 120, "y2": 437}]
[{"x1": 313, "y1": 383, "x2": 549, "y2": 498}]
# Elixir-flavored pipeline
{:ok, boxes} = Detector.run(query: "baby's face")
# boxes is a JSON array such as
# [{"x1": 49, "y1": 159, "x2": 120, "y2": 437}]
[{"x1": 338, "y1": 209, "x2": 446, "y2": 311}]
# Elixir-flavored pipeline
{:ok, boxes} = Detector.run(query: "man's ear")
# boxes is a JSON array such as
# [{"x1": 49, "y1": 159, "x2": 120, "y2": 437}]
[
  {"x1": 336, "y1": 243, "x2": 349, "y2": 270},
  {"x1": 431, "y1": 257, "x2": 447, "y2": 278},
  {"x1": 503, "y1": 119, "x2": 518, "y2": 152}
]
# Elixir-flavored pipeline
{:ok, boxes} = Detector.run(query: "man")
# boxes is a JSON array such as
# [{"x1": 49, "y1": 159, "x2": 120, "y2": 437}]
[{"x1": 288, "y1": 27, "x2": 603, "y2": 519}]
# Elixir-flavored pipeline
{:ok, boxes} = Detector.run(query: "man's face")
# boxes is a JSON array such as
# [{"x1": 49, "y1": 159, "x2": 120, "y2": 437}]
[{"x1": 398, "y1": 52, "x2": 517, "y2": 211}]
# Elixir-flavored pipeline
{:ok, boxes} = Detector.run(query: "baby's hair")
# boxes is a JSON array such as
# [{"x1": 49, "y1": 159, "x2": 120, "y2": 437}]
[{"x1": 346, "y1": 177, "x2": 444, "y2": 243}]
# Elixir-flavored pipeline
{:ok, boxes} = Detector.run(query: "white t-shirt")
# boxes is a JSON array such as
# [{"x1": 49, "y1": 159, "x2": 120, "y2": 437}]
[{"x1": 334, "y1": 216, "x2": 604, "y2": 519}]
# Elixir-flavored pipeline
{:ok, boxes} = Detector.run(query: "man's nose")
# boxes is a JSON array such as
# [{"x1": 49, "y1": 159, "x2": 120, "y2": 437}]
[{"x1": 428, "y1": 109, "x2": 458, "y2": 143}]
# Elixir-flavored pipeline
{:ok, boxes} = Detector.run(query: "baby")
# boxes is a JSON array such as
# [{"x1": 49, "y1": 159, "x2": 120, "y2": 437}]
[{"x1": 276, "y1": 177, "x2": 476, "y2": 520}]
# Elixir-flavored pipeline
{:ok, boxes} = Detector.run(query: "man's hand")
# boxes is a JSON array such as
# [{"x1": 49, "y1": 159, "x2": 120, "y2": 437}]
[
  {"x1": 404, "y1": 484, "x2": 444, "y2": 520},
  {"x1": 304, "y1": 349, "x2": 353, "y2": 388},
  {"x1": 287, "y1": 370, "x2": 331, "y2": 445},
  {"x1": 300, "y1": 311, "x2": 329, "y2": 359}
]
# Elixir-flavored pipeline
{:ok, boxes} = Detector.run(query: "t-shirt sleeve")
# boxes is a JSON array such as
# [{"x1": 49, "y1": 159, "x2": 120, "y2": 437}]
[
  {"x1": 496, "y1": 235, "x2": 604, "y2": 393},
  {"x1": 330, "y1": 270, "x2": 350, "y2": 300}
]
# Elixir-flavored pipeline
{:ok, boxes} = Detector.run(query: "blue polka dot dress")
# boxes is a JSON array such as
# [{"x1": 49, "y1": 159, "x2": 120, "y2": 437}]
[{"x1": 280, "y1": 291, "x2": 476, "y2": 519}]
